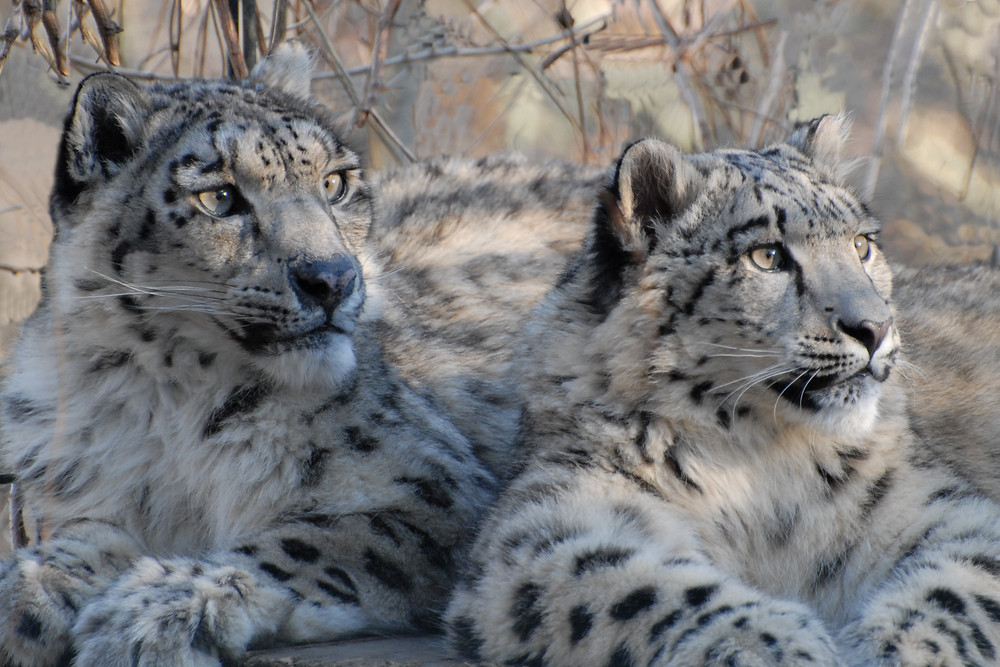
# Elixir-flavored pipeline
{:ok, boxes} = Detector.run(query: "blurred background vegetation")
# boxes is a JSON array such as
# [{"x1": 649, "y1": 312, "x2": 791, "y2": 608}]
[{"x1": 0, "y1": 0, "x2": 998, "y2": 355}]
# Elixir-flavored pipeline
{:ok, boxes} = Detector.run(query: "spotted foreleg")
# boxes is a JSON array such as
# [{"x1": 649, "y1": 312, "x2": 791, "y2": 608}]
[
  {"x1": 0, "y1": 520, "x2": 142, "y2": 667},
  {"x1": 839, "y1": 486, "x2": 1000, "y2": 666},
  {"x1": 447, "y1": 469, "x2": 840, "y2": 667}
]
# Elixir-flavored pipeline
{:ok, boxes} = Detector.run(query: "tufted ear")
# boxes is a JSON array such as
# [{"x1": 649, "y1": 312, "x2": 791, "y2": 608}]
[
  {"x1": 251, "y1": 40, "x2": 313, "y2": 100},
  {"x1": 786, "y1": 113, "x2": 852, "y2": 182},
  {"x1": 585, "y1": 139, "x2": 703, "y2": 314},
  {"x1": 52, "y1": 72, "x2": 150, "y2": 216}
]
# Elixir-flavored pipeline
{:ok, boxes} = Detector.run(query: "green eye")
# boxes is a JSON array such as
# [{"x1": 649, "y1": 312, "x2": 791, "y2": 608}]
[
  {"x1": 323, "y1": 171, "x2": 348, "y2": 203},
  {"x1": 854, "y1": 235, "x2": 872, "y2": 262},
  {"x1": 197, "y1": 187, "x2": 235, "y2": 216},
  {"x1": 749, "y1": 245, "x2": 786, "y2": 271}
]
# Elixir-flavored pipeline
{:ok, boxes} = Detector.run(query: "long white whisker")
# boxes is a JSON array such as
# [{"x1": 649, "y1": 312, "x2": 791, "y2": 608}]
[{"x1": 772, "y1": 369, "x2": 812, "y2": 420}]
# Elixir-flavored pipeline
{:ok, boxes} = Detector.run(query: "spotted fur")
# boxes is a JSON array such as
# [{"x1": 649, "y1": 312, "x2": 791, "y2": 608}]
[
  {"x1": 371, "y1": 154, "x2": 606, "y2": 476},
  {"x1": 0, "y1": 44, "x2": 494, "y2": 665},
  {"x1": 445, "y1": 116, "x2": 1000, "y2": 666},
  {"x1": 894, "y1": 263, "x2": 1000, "y2": 503}
]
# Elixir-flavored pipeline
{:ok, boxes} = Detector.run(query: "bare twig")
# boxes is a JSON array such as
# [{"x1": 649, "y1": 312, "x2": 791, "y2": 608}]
[
  {"x1": 865, "y1": 0, "x2": 916, "y2": 200},
  {"x1": 357, "y1": 0, "x2": 402, "y2": 128},
  {"x1": 462, "y1": 0, "x2": 582, "y2": 134},
  {"x1": 86, "y1": 0, "x2": 121, "y2": 66},
  {"x1": 213, "y1": 0, "x2": 248, "y2": 79},
  {"x1": 169, "y1": 0, "x2": 182, "y2": 76},
  {"x1": 41, "y1": 0, "x2": 67, "y2": 76},
  {"x1": 648, "y1": 0, "x2": 710, "y2": 147},
  {"x1": 300, "y1": 0, "x2": 416, "y2": 162},
  {"x1": 267, "y1": 0, "x2": 287, "y2": 53},
  {"x1": 0, "y1": 17, "x2": 20, "y2": 78},
  {"x1": 242, "y1": 0, "x2": 258, "y2": 72},
  {"x1": 748, "y1": 28, "x2": 787, "y2": 146},
  {"x1": 896, "y1": 0, "x2": 937, "y2": 145}
]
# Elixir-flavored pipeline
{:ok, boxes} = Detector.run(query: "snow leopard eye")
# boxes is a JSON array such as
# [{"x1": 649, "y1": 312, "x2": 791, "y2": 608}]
[
  {"x1": 854, "y1": 234, "x2": 872, "y2": 262},
  {"x1": 748, "y1": 244, "x2": 787, "y2": 271},
  {"x1": 197, "y1": 187, "x2": 236, "y2": 217},
  {"x1": 323, "y1": 171, "x2": 348, "y2": 204}
]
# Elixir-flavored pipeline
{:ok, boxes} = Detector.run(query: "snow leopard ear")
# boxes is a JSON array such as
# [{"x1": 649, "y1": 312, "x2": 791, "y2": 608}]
[
  {"x1": 251, "y1": 40, "x2": 313, "y2": 100},
  {"x1": 53, "y1": 72, "x2": 150, "y2": 215},
  {"x1": 585, "y1": 138, "x2": 702, "y2": 314},
  {"x1": 787, "y1": 113, "x2": 852, "y2": 182}
]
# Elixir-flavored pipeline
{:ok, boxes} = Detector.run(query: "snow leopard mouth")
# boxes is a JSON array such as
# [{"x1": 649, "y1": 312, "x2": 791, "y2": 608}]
[
  {"x1": 231, "y1": 322, "x2": 353, "y2": 354},
  {"x1": 773, "y1": 366, "x2": 885, "y2": 411}
]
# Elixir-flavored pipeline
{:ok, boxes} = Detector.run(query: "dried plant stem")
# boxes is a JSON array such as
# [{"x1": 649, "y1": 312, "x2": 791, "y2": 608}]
[
  {"x1": 213, "y1": 0, "x2": 248, "y2": 79},
  {"x1": 648, "y1": 0, "x2": 710, "y2": 147},
  {"x1": 86, "y1": 0, "x2": 121, "y2": 66},
  {"x1": 896, "y1": 0, "x2": 937, "y2": 146},
  {"x1": 865, "y1": 0, "x2": 916, "y2": 200},
  {"x1": 356, "y1": 0, "x2": 401, "y2": 128},
  {"x1": 748, "y1": 28, "x2": 786, "y2": 146},
  {"x1": 300, "y1": 0, "x2": 416, "y2": 162},
  {"x1": 267, "y1": 0, "x2": 286, "y2": 52},
  {"x1": 0, "y1": 16, "x2": 20, "y2": 78},
  {"x1": 462, "y1": 0, "x2": 582, "y2": 134}
]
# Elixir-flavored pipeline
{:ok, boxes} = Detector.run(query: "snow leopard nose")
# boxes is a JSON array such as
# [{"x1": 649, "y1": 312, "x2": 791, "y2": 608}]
[
  {"x1": 289, "y1": 256, "x2": 358, "y2": 320},
  {"x1": 837, "y1": 317, "x2": 891, "y2": 358}
]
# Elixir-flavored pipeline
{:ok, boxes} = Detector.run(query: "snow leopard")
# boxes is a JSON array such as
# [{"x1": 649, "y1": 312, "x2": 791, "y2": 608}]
[
  {"x1": 445, "y1": 115, "x2": 1000, "y2": 666},
  {"x1": 0, "y1": 44, "x2": 496, "y2": 666}
]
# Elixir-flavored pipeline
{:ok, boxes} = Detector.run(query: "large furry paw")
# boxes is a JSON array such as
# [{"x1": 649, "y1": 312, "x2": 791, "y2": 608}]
[
  {"x1": 0, "y1": 555, "x2": 77, "y2": 667},
  {"x1": 840, "y1": 587, "x2": 1000, "y2": 666},
  {"x1": 72, "y1": 557, "x2": 292, "y2": 666},
  {"x1": 660, "y1": 600, "x2": 840, "y2": 667}
]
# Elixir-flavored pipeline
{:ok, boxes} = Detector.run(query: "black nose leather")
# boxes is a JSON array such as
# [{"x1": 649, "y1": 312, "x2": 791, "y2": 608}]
[
  {"x1": 289, "y1": 256, "x2": 357, "y2": 320},
  {"x1": 837, "y1": 318, "x2": 890, "y2": 357}
]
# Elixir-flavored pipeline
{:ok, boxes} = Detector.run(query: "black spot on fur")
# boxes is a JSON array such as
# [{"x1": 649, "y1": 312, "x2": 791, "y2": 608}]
[
  {"x1": 139, "y1": 209, "x2": 156, "y2": 239},
  {"x1": 258, "y1": 562, "x2": 293, "y2": 582},
  {"x1": 685, "y1": 584, "x2": 718, "y2": 607},
  {"x1": 323, "y1": 566, "x2": 357, "y2": 592},
  {"x1": 234, "y1": 544, "x2": 257, "y2": 556},
  {"x1": 300, "y1": 446, "x2": 329, "y2": 487},
  {"x1": 395, "y1": 476, "x2": 453, "y2": 509},
  {"x1": 16, "y1": 613, "x2": 43, "y2": 640},
  {"x1": 345, "y1": 426, "x2": 379, "y2": 453},
  {"x1": 569, "y1": 605, "x2": 593, "y2": 643},
  {"x1": 927, "y1": 588, "x2": 966, "y2": 615},
  {"x1": 726, "y1": 215, "x2": 770, "y2": 242},
  {"x1": 110, "y1": 241, "x2": 132, "y2": 275},
  {"x1": 280, "y1": 538, "x2": 320, "y2": 563},
  {"x1": 682, "y1": 271, "x2": 716, "y2": 315},
  {"x1": 363, "y1": 549, "x2": 411, "y2": 591},
  {"x1": 606, "y1": 643, "x2": 635, "y2": 667},
  {"x1": 315, "y1": 579, "x2": 360, "y2": 605},
  {"x1": 203, "y1": 383, "x2": 270, "y2": 438},
  {"x1": 690, "y1": 381, "x2": 713, "y2": 404},
  {"x1": 511, "y1": 582, "x2": 545, "y2": 642},
  {"x1": 451, "y1": 616, "x2": 485, "y2": 659},
  {"x1": 976, "y1": 595, "x2": 1000, "y2": 624},
  {"x1": 610, "y1": 586, "x2": 657, "y2": 620},
  {"x1": 197, "y1": 352, "x2": 216, "y2": 368},
  {"x1": 649, "y1": 610, "x2": 683, "y2": 643},
  {"x1": 585, "y1": 198, "x2": 635, "y2": 316},
  {"x1": 574, "y1": 547, "x2": 634, "y2": 576},
  {"x1": 88, "y1": 350, "x2": 130, "y2": 373},
  {"x1": 74, "y1": 278, "x2": 104, "y2": 292},
  {"x1": 665, "y1": 450, "x2": 702, "y2": 493},
  {"x1": 860, "y1": 470, "x2": 894, "y2": 519}
]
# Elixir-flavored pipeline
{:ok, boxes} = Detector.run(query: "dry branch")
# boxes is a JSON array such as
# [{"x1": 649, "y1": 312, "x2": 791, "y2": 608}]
[
  {"x1": 213, "y1": 0, "x2": 248, "y2": 79},
  {"x1": 86, "y1": 0, "x2": 121, "y2": 66}
]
